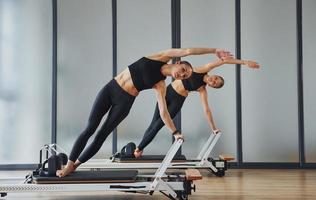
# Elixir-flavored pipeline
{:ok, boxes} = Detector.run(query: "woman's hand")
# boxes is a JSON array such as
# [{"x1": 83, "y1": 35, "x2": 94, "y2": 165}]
[
  {"x1": 245, "y1": 60, "x2": 260, "y2": 69},
  {"x1": 215, "y1": 49, "x2": 233, "y2": 59},
  {"x1": 212, "y1": 129, "x2": 220, "y2": 134},
  {"x1": 174, "y1": 132, "x2": 185, "y2": 141}
]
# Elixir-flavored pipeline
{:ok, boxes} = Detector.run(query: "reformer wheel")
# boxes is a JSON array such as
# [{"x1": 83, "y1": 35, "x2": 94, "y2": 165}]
[
  {"x1": 1, "y1": 193, "x2": 7, "y2": 197},
  {"x1": 207, "y1": 157, "x2": 226, "y2": 177},
  {"x1": 215, "y1": 169, "x2": 225, "y2": 177},
  {"x1": 176, "y1": 191, "x2": 189, "y2": 200}
]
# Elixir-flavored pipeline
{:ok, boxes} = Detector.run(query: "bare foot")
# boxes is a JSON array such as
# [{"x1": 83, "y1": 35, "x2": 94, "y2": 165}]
[
  {"x1": 134, "y1": 149, "x2": 143, "y2": 158},
  {"x1": 56, "y1": 163, "x2": 75, "y2": 178}
]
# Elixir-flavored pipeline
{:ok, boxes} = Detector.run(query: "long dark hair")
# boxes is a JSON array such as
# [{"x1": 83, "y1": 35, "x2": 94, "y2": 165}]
[{"x1": 179, "y1": 60, "x2": 192, "y2": 69}]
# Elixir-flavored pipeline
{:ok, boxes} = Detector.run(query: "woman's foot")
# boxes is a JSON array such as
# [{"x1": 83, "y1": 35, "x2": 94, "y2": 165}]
[
  {"x1": 134, "y1": 148, "x2": 143, "y2": 158},
  {"x1": 56, "y1": 161, "x2": 75, "y2": 177}
]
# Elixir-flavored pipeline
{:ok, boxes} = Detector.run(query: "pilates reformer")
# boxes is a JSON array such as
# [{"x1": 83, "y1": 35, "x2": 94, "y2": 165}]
[
  {"x1": 0, "y1": 139, "x2": 202, "y2": 200},
  {"x1": 81, "y1": 132, "x2": 234, "y2": 177}
]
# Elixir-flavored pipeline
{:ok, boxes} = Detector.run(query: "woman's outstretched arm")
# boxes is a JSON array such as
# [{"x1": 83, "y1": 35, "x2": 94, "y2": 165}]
[
  {"x1": 149, "y1": 48, "x2": 232, "y2": 61},
  {"x1": 195, "y1": 57, "x2": 260, "y2": 73}
]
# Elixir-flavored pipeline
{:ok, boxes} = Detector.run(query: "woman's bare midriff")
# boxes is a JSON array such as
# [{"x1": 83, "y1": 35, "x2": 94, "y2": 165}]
[
  {"x1": 114, "y1": 68, "x2": 139, "y2": 97},
  {"x1": 171, "y1": 80, "x2": 188, "y2": 97}
]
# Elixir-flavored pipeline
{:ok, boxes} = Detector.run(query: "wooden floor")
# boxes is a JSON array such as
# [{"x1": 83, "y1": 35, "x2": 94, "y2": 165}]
[
  {"x1": 1, "y1": 169, "x2": 316, "y2": 199},
  {"x1": 197, "y1": 169, "x2": 316, "y2": 200}
]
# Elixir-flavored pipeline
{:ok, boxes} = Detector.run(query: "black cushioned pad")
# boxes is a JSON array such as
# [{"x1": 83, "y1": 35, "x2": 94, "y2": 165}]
[
  {"x1": 118, "y1": 155, "x2": 187, "y2": 162},
  {"x1": 33, "y1": 170, "x2": 138, "y2": 184}
]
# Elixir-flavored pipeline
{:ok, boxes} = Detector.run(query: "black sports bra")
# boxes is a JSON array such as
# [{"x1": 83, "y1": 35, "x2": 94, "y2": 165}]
[
  {"x1": 128, "y1": 57, "x2": 167, "y2": 91},
  {"x1": 181, "y1": 71, "x2": 206, "y2": 91}
]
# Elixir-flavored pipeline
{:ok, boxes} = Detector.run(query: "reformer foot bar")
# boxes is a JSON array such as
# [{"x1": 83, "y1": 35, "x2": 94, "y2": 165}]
[
  {"x1": 81, "y1": 132, "x2": 233, "y2": 176},
  {"x1": 0, "y1": 139, "x2": 201, "y2": 200}
]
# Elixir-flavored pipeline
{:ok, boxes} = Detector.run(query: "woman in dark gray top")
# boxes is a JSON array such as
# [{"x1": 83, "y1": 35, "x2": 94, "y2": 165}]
[{"x1": 134, "y1": 56, "x2": 259, "y2": 157}]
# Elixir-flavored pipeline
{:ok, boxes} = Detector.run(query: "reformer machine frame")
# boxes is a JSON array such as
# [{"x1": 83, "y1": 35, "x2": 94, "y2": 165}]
[
  {"x1": 80, "y1": 132, "x2": 228, "y2": 176},
  {"x1": 0, "y1": 139, "x2": 199, "y2": 200}
]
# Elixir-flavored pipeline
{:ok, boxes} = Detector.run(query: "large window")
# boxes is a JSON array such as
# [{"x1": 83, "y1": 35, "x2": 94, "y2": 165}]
[
  {"x1": 56, "y1": 0, "x2": 113, "y2": 159},
  {"x1": 181, "y1": 0, "x2": 236, "y2": 158},
  {"x1": 303, "y1": 0, "x2": 316, "y2": 163},
  {"x1": 116, "y1": 0, "x2": 172, "y2": 155},
  {"x1": 0, "y1": 0, "x2": 52, "y2": 164},
  {"x1": 241, "y1": 0, "x2": 298, "y2": 162}
]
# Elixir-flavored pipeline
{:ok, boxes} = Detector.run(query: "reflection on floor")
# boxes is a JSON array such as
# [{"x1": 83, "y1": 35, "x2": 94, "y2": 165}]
[{"x1": 1, "y1": 169, "x2": 316, "y2": 200}]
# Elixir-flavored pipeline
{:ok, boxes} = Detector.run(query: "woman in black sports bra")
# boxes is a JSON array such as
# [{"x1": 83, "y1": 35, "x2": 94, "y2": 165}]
[
  {"x1": 134, "y1": 56, "x2": 260, "y2": 157},
  {"x1": 57, "y1": 48, "x2": 232, "y2": 177}
]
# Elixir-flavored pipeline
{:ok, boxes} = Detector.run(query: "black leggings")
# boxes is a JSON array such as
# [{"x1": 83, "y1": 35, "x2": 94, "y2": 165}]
[
  {"x1": 137, "y1": 84, "x2": 186, "y2": 151},
  {"x1": 69, "y1": 79, "x2": 135, "y2": 163}
]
